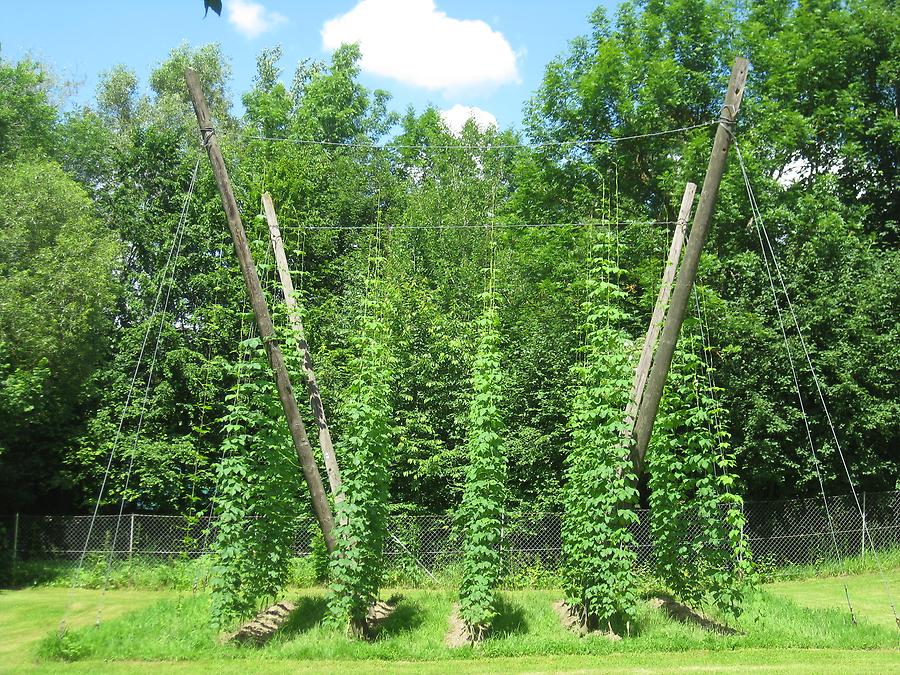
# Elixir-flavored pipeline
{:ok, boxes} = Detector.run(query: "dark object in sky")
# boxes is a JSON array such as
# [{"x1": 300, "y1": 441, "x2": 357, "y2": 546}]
[{"x1": 204, "y1": 0, "x2": 222, "y2": 17}]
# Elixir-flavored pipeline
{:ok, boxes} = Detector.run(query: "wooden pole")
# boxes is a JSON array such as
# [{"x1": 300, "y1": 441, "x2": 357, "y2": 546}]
[
  {"x1": 624, "y1": 182, "x2": 696, "y2": 437},
  {"x1": 631, "y1": 57, "x2": 749, "y2": 474},
  {"x1": 184, "y1": 69, "x2": 335, "y2": 552},
  {"x1": 262, "y1": 193, "x2": 343, "y2": 499}
]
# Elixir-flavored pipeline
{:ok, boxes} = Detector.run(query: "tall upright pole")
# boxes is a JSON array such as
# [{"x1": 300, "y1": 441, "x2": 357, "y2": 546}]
[
  {"x1": 631, "y1": 57, "x2": 749, "y2": 473},
  {"x1": 624, "y1": 182, "x2": 696, "y2": 437},
  {"x1": 861, "y1": 491, "x2": 866, "y2": 558},
  {"x1": 262, "y1": 193, "x2": 342, "y2": 499},
  {"x1": 128, "y1": 513, "x2": 135, "y2": 561},
  {"x1": 184, "y1": 69, "x2": 335, "y2": 552}
]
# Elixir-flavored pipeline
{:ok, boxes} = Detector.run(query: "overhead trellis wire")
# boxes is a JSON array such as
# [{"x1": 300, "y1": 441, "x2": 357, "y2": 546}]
[
  {"x1": 277, "y1": 220, "x2": 679, "y2": 232},
  {"x1": 232, "y1": 120, "x2": 717, "y2": 151},
  {"x1": 732, "y1": 138, "x2": 899, "y2": 630},
  {"x1": 734, "y1": 141, "x2": 856, "y2": 623}
]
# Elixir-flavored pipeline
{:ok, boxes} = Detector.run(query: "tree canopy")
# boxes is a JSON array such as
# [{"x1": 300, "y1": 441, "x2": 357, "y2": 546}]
[{"x1": 0, "y1": 0, "x2": 897, "y2": 520}]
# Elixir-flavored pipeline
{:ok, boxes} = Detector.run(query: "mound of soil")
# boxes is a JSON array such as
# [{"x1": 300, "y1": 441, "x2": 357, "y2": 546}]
[
  {"x1": 553, "y1": 600, "x2": 622, "y2": 640},
  {"x1": 342, "y1": 596, "x2": 401, "y2": 639},
  {"x1": 229, "y1": 596, "x2": 400, "y2": 644},
  {"x1": 227, "y1": 600, "x2": 296, "y2": 646},
  {"x1": 444, "y1": 603, "x2": 488, "y2": 647},
  {"x1": 366, "y1": 599, "x2": 397, "y2": 631}
]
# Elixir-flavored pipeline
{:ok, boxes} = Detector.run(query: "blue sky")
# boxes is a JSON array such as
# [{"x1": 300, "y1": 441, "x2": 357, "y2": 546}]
[{"x1": 1, "y1": 0, "x2": 614, "y2": 133}]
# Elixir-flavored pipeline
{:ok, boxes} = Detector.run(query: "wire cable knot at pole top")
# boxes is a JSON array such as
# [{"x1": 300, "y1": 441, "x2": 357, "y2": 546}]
[{"x1": 717, "y1": 104, "x2": 738, "y2": 127}]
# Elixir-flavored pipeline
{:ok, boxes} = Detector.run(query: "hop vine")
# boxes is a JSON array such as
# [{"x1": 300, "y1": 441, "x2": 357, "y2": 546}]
[
  {"x1": 209, "y1": 338, "x2": 300, "y2": 627},
  {"x1": 458, "y1": 292, "x2": 507, "y2": 636},
  {"x1": 562, "y1": 229, "x2": 640, "y2": 631},
  {"x1": 326, "y1": 270, "x2": 394, "y2": 636},
  {"x1": 648, "y1": 327, "x2": 752, "y2": 614}
]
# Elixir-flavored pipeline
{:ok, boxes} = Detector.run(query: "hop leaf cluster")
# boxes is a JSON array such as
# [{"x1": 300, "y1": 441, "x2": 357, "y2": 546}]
[
  {"x1": 458, "y1": 300, "x2": 507, "y2": 632},
  {"x1": 648, "y1": 330, "x2": 753, "y2": 614},
  {"x1": 326, "y1": 294, "x2": 395, "y2": 634},
  {"x1": 562, "y1": 232, "x2": 640, "y2": 629}
]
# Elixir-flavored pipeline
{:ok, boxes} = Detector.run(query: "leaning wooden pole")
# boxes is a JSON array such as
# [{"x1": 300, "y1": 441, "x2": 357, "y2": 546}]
[
  {"x1": 184, "y1": 69, "x2": 335, "y2": 552},
  {"x1": 262, "y1": 193, "x2": 343, "y2": 499},
  {"x1": 624, "y1": 182, "x2": 696, "y2": 437},
  {"x1": 631, "y1": 57, "x2": 749, "y2": 474}
]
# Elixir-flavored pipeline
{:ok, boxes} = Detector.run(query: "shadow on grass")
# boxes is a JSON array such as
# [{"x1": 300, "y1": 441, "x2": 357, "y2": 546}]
[
  {"x1": 491, "y1": 595, "x2": 528, "y2": 637},
  {"x1": 279, "y1": 595, "x2": 329, "y2": 637},
  {"x1": 1, "y1": 560, "x2": 71, "y2": 589},
  {"x1": 650, "y1": 593, "x2": 738, "y2": 635},
  {"x1": 375, "y1": 594, "x2": 424, "y2": 637}
]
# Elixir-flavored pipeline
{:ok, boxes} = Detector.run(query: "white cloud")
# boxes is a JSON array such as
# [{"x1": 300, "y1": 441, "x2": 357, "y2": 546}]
[
  {"x1": 322, "y1": 0, "x2": 520, "y2": 94},
  {"x1": 440, "y1": 105, "x2": 497, "y2": 135},
  {"x1": 227, "y1": 0, "x2": 287, "y2": 39}
]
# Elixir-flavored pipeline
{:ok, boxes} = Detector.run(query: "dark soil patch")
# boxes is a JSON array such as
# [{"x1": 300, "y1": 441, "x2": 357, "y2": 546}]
[{"x1": 648, "y1": 594, "x2": 738, "y2": 635}]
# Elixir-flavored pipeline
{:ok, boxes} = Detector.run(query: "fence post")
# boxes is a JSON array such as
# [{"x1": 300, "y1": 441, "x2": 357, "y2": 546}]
[
  {"x1": 129, "y1": 514, "x2": 135, "y2": 561},
  {"x1": 11, "y1": 512, "x2": 19, "y2": 575},
  {"x1": 861, "y1": 492, "x2": 866, "y2": 559},
  {"x1": 499, "y1": 512, "x2": 506, "y2": 575}
]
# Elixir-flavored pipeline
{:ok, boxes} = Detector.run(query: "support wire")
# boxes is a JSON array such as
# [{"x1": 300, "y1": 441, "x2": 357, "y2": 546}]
[{"x1": 732, "y1": 140, "x2": 899, "y2": 629}]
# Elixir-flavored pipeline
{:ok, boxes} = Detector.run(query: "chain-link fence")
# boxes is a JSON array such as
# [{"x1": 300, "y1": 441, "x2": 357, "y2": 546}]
[{"x1": 3, "y1": 490, "x2": 898, "y2": 574}]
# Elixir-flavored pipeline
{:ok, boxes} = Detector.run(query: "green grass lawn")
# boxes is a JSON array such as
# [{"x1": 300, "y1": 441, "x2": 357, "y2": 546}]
[
  {"x1": 2, "y1": 573, "x2": 898, "y2": 673},
  {"x1": 767, "y1": 567, "x2": 900, "y2": 630},
  {"x1": 7, "y1": 649, "x2": 900, "y2": 673},
  {"x1": 0, "y1": 587, "x2": 168, "y2": 671}
]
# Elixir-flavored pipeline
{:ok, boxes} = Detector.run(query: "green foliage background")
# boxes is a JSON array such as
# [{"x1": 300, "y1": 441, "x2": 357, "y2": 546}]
[{"x1": 0, "y1": 0, "x2": 897, "y2": 536}]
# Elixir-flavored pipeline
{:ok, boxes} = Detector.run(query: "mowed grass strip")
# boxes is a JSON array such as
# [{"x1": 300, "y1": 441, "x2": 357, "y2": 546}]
[
  {"x1": 2, "y1": 569, "x2": 897, "y2": 672},
  {"x1": 14, "y1": 649, "x2": 900, "y2": 674}
]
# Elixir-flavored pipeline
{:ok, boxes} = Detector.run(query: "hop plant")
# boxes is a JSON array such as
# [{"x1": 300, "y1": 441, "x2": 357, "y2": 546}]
[
  {"x1": 648, "y1": 327, "x2": 753, "y2": 615},
  {"x1": 326, "y1": 289, "x2": 394, "y2": 636},
  {"x1": 562, "y1": 230, "x2": 640, "y2": 631},
  {"x1": 458, "y1": 297, "x2": 507, "y2": 636},
  {"x1": 210, "y1": 338, "x2": 300, "y2": 626}
]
